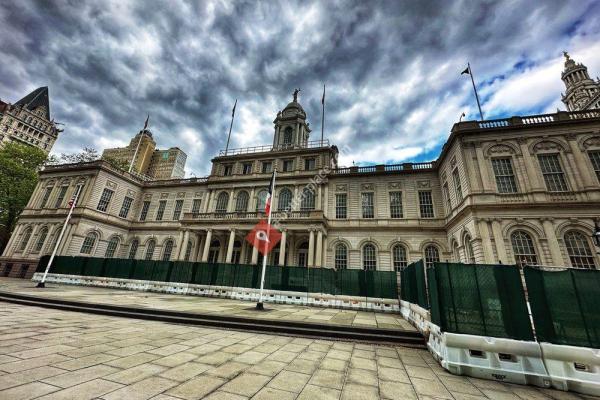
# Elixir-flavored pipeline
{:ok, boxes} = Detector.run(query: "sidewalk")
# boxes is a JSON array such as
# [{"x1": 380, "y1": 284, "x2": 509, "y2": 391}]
[{"x1": 0, "y1": 278, "x2": 416, "y2": 332}]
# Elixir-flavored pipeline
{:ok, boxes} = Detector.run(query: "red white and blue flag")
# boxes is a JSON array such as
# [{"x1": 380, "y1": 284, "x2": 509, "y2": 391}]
[{"x1": 264, "y1": 170, "x2": 276, "y2": 215}]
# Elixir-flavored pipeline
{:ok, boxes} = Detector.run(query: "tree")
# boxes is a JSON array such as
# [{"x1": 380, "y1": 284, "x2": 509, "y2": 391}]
[
  {"x1": 59, "y1": 147, "x2": 99, "y2": 163},
  {"x1": 0, "y1": 142, "x2": 47, "y2": 252},
  {"x1": 103, "y1": 155, "x2": 130, "y2": 171}
]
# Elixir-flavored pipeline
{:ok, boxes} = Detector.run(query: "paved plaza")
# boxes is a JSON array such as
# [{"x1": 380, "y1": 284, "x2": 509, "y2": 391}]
[
  {"x1": 0, "y1": 278, "x2": 415, "y2": 331},
  {"x1": 1, "y1": 300, "x2": 598, "y2": 399}
]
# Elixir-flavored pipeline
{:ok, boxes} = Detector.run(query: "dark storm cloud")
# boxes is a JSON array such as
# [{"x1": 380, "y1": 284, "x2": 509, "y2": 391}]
[{"x1": 1, "y1": 0, "x2": 599, "y2": 174}]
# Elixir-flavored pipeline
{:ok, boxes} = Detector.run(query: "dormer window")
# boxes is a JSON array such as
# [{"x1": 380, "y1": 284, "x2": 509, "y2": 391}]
[
  {"x1": 242, "y1": 163, "x2": 252, "y2": 174},
  {"x1": 262, "y1": 161, "x2": 272, "y2": 173},
  {"x1": 223, "y1": 165, "x2": 233, "y2": 176}
]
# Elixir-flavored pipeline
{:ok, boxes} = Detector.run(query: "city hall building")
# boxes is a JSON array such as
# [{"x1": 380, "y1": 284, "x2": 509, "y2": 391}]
[{"x1": 2, "y1": 54, "x2": 600, "y2": 276}]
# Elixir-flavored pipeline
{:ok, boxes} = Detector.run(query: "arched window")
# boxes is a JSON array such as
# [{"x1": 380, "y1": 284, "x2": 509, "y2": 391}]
[
  {"x1": 392, "y1": 244, "x2": 407, "y2": 272},
  {"x1": 184, "y1": 240, "x2": 193, "y2": 261},
  {"x1": 564, "y1": 231, "x2": 597, "y2": 269},
  {"x1": 362, "y1": 243, "x2": 377, "y2": 271},
  {"x1": 80, "y1": 232, "x2": 97, "y2": 255},
  {"x1": 464, "y1": 235, "x2": 475, "y2": 264},
  {"x1": 256, "y1": 190, "x2": 268, "y2": 212},
  {"x1": 278, "y1": 188, "x2": 292, "y2": 211},
  {"x1": 235, "y1": 191, "x2": 249, "y2": 212},
  {"x1": 144, "y1": 240, "x2": 156, "y2": 260},
  {"x1": 511, "y1": 231, "x2": 538, "y2": 266},
  {"x1": 105, "y1": 237, "x2": 120, "y2": 258},
  {"x1": 452, "y1": 241, "x2": 460, "y2": 262},
  {"x1": 208, "y1": 239, "x2": 220, "y2": 263},
  {"x1": 128, "y1": 239, "x2": 139, "y2": 259},
  {"x1": 19, "y1": 227, "x2": 33, "y2": 251},
  {"x1": 34, "y1": 227, "x2": 48, "y2": 253},
  {"x1": 162, "y1": 240, "x2": 174, "y2": 261},
  {"x1": 283, "y1": 126, "x2": 293, "y2": 145},
  {"x1": 335, "y1": 243, "x2": 348, "y2": 270},
  {"x1": 424, "y1": 245, "x2": 440, "y2": 268},
  {"x1": 297, "y1": 241, "x2": 309, "y2": 267},
  {"x1": 300, "y1": 188, "x2": 315, "y2": 211},
  {"x1": 215, "y1": 192, "x2": 229, "y2": 213}
]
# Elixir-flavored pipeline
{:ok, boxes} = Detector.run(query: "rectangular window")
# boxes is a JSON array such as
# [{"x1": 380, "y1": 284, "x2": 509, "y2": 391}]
[
  {"x1": 492, "y1": 158, "x2": 518, "y2": 193},
  {"x1": 54, "y1": 186, "x2": 68, "y2": 208},
  {"x1": 223, "y1": 165, "x2": 233, "y2": 176},
  {"x1": 96, "y1": 188, "x2": 114, "y2": 212},
  {"x1": 419, "y1": 191, "x2": 434, "y2": 218},
  {"x1": 242, "y1": 163, "x2": 252, "y2": 174},
  {"x1": 361, "y1": 192, "x2": 374, "y2": 218},
  {"x1": 335, "y1": 193, "x2": 347, "y2": 219},
  {"x1": 40, "y1": 186, "x2": 53, "y2": 208},
  {"x1": 304, "y1": 158, "x2": 316, "y2": 170},
  {"x1": 173, "y1": 199, "x2": 184, "y2": 220},
  {"x1": 538, "y1": 154, "x2": 568, "y2": 192},
  {"x1": 389, "y1": 191, "x2": 403, "y2": 218},
  {"x1": 443, "y1": 183, "x2": 451, "y2": 212},
  {"x1": 452, "y1": 168, "x2": 463, "y2": 202},
  {"x1": 191, "y1": 199, "x2": 202, "y2": 216},
  {"x1": 156, "y1": 200, "x2": 167, "y2": 221},
  {"x1": 589, "y1": 151, "x2": 600, "y2": 183},
  {"x1": 139, "y1": 201, "x2": 150, "y2": 221},
  {"x1": 262, "y1": 161, "x2": 272, "y2": 173},
  {"x1": 119, "y1": 196, "x2": 134, "y2": 218},
  {"x1": 283, "y1": 159, "x2": 294, "y2": 172}
]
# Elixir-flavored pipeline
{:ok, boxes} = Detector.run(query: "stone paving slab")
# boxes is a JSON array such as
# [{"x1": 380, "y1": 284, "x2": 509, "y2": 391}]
[
  {"x1": 0, "y1": 303, "x2": 598, "y2": 399},
  {"x1": 0, "y1": 277, "x2": 415, "y2": 331}
]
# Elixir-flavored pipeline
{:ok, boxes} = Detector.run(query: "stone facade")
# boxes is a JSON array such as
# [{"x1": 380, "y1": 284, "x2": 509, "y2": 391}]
[
  {"x1": 3, "y1": 69, "x2": 600, "y2": 273},
  {"x1": 0, "y1": 87, "x2": 60, "y2": 153},
  {"x1": 102, "y1": 130, "x2": 187, "y2": 180},
  {"x1": 562, "y1": 52, "x2": 600, "y2": 111}
]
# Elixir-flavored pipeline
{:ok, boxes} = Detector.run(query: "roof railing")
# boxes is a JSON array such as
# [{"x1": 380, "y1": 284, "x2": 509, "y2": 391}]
[{"x1": 218, "y1": 139, "x2": 330, "y2": 156}]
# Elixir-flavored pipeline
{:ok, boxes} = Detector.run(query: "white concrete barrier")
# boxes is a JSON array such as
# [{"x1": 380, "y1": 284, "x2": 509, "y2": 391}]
[
  {"x1": 541, "y1": 342, "x2": 600, "y2": 396},
  {"x1": 30, "y1": 273, "x2": 400, "y2": 313},
  {"x1": 437, "y1": 332, "x2": 550, "y2": 388}
]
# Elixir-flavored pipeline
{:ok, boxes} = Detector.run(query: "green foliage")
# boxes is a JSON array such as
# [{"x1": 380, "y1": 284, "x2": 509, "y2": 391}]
[
  {"x1": 103, "y1": 155, "x2": 130, "y2": 171},
  {"x1": 0, "y1": 142, "x2": 47, "y2": 250},
  {"x1": 59, "y1": 147, "x2": 99, "y2": 163}
]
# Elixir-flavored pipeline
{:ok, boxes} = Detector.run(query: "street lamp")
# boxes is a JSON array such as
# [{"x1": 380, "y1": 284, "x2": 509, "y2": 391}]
[{"x1": 593, "y1": 221, "x2": 600, "y2": 248}]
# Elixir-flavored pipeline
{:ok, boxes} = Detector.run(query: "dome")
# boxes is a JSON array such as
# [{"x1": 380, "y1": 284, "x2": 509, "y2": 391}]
[{"x1": 283, "y1": 101, "x2": 304, "y2": 112}]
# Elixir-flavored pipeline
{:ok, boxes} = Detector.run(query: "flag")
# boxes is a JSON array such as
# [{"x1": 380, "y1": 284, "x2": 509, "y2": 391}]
[
  {"x1": 264, "y1": 171, "x2": 276, "y2": 215},
  {"x1": 143, "y1": 114, "x2": 149, "y2": 130},
  {"x1": 232, "y1": 99, "x2": 237, "y2": 118},
  {"x1": 321, "y1": 84, "x2": 326, "y2": 105},
  {"x1": 245, "y1": 219, "x2": 282, "y2": 256},
  {"x1": 461, "y1": 66, "x2": 470, "y2": 75}
]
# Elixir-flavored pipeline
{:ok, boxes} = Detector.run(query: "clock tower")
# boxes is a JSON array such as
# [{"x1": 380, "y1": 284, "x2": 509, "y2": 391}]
[
  {"x1": 272, "y1": 89, "x2": 312, "y2": 149},
  {"x1": 561, "y1": 52, "x2": 600, "y2": 111}
]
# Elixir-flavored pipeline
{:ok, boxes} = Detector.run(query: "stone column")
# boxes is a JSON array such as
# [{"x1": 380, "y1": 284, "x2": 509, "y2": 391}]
[
  {"x1": 518, "y1": 140, "x2": 544, "y2": 191},
  {"x1": 293, "y1": 186, "x2": 299, "y2": 211},
  {"x1": 474, "y1": 144, "x2": 494, "y2": 192},
  {"x1": 317, "y1": 185, "x2": 322, "y2": 211},
  {"x1": 278, "y1": 229, "x2": 287, "y2": 266},
  {"x1": 57, "y1": 224, "x2": 73, "y2": 256},
  {"x1": 477, "y1": 219, "x2": 494, "y2": 264},
  {"x1": 251, "y1": 238, "x2": 259, "y2": 264},
  {"x1": 308, "y1": 230, "x2": 315, "y2": 267},
  {"x1": 201, "y1": 229, "x2": 212, "y2": 262},
  {"x1": 194, "y1": 232, "x2": 203, "y2": 262},
  {"x1": 568, "y1": 138, "x2": 596, "y2": 189},
  {"x1": 178, "y1": 230, "x2": 190, "y2": 260},
  {"x1": 490, "y1": 219, "x2": 508, "y2": 264},
  {"x1": 315, "y1": 230, "x2": 323, "y2": 267},
  {"x1": 542, "y1": 219, "x2": 563, "y2": 266},
  {"x1": 226, "y1": 229, "x2": 236, "y2": 263},
  {"x1": 175, "y1": 230, "x2": 185, "y2": 259}
]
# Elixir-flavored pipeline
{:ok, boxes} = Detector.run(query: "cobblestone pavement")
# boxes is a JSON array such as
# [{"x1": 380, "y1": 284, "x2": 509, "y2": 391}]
[
  {"x1": 0, "y1": 303, "x2": 597, "y2": 400},
  {"x1": 0, "y1": 278, "x2": 415, "y2": 331}
]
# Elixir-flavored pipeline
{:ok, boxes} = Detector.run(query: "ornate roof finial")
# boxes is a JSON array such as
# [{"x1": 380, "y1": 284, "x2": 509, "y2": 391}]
[
  {"x1": 563, "y1": 50, "x2": 570, "y2": 61},
  {"x1": 293, "y1": 88, "x2": 301, "y2": 102}
]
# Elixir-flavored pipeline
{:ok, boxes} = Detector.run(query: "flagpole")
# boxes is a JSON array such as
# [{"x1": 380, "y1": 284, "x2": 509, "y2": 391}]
[
  {"x1": 225, "y1": 99, "x2": 237, "y2": 155},
  {"x1": 468, "y1": 63, "x2": 484, "y2": 121},
  {"x1": 37, "y1": 183, "x2": 83, "y2": 288},
  {"x1": 321, "y1": 84, "x2": 325, "y2": 145},
  {"x1": 129, "y1": 115, "x2": 149, "y2": 173},
  {"x1": 256, "y1": 169, "x2": 276, "y2": 310}
]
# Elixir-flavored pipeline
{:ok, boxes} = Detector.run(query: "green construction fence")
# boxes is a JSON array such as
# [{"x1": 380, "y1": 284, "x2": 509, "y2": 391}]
[{"x1": 36, "y1": 255, "x2": 399, "y2": 299}]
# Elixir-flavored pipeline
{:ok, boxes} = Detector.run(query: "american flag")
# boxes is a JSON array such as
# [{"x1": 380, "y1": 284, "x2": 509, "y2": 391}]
[{"x1": 264, "y1": 171, "x2": 276, "y2": 215}]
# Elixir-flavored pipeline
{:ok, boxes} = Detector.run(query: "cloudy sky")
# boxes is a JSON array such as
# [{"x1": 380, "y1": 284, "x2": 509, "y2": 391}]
[{"x1": 1, "y1": 0, "x2": 599, "y2": 176}]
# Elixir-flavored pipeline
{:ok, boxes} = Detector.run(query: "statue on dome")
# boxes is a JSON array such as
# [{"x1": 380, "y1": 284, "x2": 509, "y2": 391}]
[
  {"x1": 293, "y1": 88, "x2": 300, "y2": 102},
  {"x1": 563, "y1": 51, "x2": 570, "y2": 61}
]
